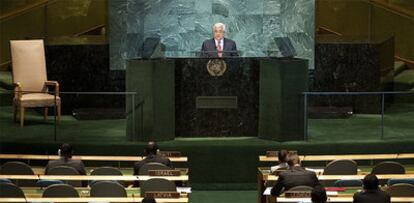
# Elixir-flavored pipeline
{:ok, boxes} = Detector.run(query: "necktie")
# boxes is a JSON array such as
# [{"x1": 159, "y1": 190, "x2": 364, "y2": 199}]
[{"x1": 217, "y1": 40, "x2": 222, "y2": 58}]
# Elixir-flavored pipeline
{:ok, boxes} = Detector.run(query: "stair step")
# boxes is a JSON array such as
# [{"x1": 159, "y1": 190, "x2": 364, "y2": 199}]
[
  {"x1": 0, "y1": 71, "x2": 13, "y2": 90},
  {"x1": 394, "y1": 69, "x2": 414, "y2": 91},
  {"x1": 394, "y1": 61, "x2": 407, "y2": 76}
]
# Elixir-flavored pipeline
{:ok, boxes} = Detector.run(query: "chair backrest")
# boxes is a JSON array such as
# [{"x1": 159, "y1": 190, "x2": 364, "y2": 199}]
[
  {"x1": 90, "y1": 181, "x2": 127, "y2": 197},
  {"x1": 91, "y1": 166, "x2": 123, "y2": 176},
  {"x1": 0, "y1": 161, "x2": 36, "y2": 187},
  {"x1": 387, "y1": 178, "x2": 414, "y2": 186},
  {"x1": 139, "y1": 162, "x2": 171, "y2": 175},
  {"x1": 47, "y1": 166, "x2": 82, "y2": 187},
  {"x1": 0, "y1": 182, "x2": 25, "y2": 197},
  {"x1": 10, "y1": 40, "x2": 47, "y2": 92},
  {"x1": 90, "y1": 166, "x2": 124, "y2": 187},
  {"x1": 42, "y1": 184, "x2": 79, "y2": 197},
  {"x1": 385, "y1": 183, "x2": 414, "y2": 197},
  {"x1": 371, "y1": 161, "x2": 406, "y2": 174},
  {"x1": 140, "y1": 178, "x2": 176, "y2": 196},
  {"x1": 323, "y1": 159, "x2": 358, "y2": 175},
  {"x1": 334, "y1": 179, "x2": 363, "y2": 187}
]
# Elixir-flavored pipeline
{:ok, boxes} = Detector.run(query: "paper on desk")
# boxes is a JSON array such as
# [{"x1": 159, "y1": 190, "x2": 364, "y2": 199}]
[
  {"x1": 326, "y1": 191, "x2": 338, "y2": 196},
  {"x1": 263, "y1": 187, "x2": 272, "y2": 195},
  {"x1": 177, "y1": 187, "x2": 192, "y2": 193}
]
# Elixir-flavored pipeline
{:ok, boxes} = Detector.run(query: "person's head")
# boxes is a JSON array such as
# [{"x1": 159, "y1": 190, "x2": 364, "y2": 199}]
[
  {"x1": 213, "y1": 23, "x2": 226, "y2": 41},
  {"x1": 311, "y1": 186, "x2": 327, "y2": 203},
  {"x1": 59, "y1": 143, "x2": 73, "y2": 161},
  {"x1": 278, "y1": 150, "x2": 288, "y2": 163},
  {"x1": 145, "y1": 141, "x2": 159, "y2": 156},
  {"x1": 287, "y1": 153, "x2": 301, "y2": 167},
  {"x1": 142, "y1": 197, "x2": 156, "y2": 203},
  {"x1": 363, "y1": 174, "x2": 379, "y2": 190}
]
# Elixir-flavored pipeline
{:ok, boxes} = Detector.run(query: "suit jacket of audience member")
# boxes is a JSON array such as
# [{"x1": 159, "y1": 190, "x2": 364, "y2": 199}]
[
  {"x1": 45, "y1": 158, "x2": 86, "y2": 175},
  {"x1": 200, "y1": 38, "x2": 238, "y2": 57},
  {"x1": 271, "y1": 166, "x2": 321, "y2": 196},
  {"x1": 133, "y1": 154, "x2": 173, "y2": 175},
  {"x1": 353, "y1": 189, "x2": 391, "y2": 203}
]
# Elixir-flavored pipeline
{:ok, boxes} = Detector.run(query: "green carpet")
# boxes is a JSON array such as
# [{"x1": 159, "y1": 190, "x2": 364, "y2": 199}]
[{"x1": 1, "y1": 103, "x2": 414, "y2": 190}]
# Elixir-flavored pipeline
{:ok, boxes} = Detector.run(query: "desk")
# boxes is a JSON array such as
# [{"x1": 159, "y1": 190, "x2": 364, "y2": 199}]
[
  {"x1": 0, "y1": 197, "x2": 189, "y2": 202},
  {"x1": 259, "y1": 153, "x2": 414, "y2": 162},
  {"x1": 0, "y1": 175, "x2": 189, "y2": 182},
  {"x1": 273, "y1": 197, "x2": 414, "y2": 203},
  {"x1": 0, "y1": 154, "x2": 187, "y2": 162},
  {"x1": 257, "y1": 167, "x2": 414, "y2": 203}
]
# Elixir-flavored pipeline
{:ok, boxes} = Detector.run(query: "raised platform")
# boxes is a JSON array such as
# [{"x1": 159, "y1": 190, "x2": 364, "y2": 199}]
[{"x1": 1, "y1": 104, "x2": 414, "y2": 190}]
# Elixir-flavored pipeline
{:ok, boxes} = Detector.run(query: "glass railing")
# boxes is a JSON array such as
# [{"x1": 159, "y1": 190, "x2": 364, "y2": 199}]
[
  {"x1": 304, "y1": 91, "x2": 414, "y2": 141},
  {"x1": 0, "y1": 91, "x2": 139, "y2": 144}
]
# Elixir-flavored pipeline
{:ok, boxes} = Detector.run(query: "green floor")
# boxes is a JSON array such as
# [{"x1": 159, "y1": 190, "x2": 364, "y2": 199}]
[
  {"x1": 1, "y1": 103, "x2": 414, "y2": 143},
  {"x1": 1, "y1": 103, "x2": 414, "y2": 195}
]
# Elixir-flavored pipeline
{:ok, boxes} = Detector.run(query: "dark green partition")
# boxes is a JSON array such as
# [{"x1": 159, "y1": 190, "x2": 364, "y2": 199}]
[
  {"x1": 258, "y1": 58, "x2": 308, "y2": 141},
  {"x1": 126, "y1": 59, "x2": 175, "y2": 141}
]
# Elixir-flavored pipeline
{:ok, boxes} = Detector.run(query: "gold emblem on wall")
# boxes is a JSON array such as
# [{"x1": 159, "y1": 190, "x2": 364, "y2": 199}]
[{"x1": 207, "y1": 59, "x2": 227, "y2": 77}]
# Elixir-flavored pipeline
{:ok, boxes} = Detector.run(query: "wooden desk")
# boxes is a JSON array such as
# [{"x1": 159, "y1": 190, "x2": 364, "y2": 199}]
[
  {"x1": 257, "y1": 167, "x2": 414, "y2": 203},
  {"x1": 0, "y1": 154, "x2": 188, "y2": 162},
  {"x1": 0, "y1": 197, "x2": 189, "y2": 202},
  {"x1": 0, "y1": 175, "x2": 39, "y2": 180},
  {"x1": 264, "y1": 174, "x2": 414, "y2": 181},
  {"x1": 273, "y1": 197, "x2": 414, "y2": 202},
  {"x1": 0, "y1": 175, "x2": 189, "y2": 181},
  {"x1": 259, "y1": 153, "x2": 414, "y2": 162}
]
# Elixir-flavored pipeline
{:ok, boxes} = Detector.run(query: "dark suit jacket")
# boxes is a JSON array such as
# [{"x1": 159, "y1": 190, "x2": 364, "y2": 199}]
[
  {"x1": 353, "y1": 190, "x2": 391, "y2": 203},
  {"x1": 200, "y1": 38, "x2": 238, "y2": 57},
  {"x1": 45, "y1": 158, "x2": 86, "y2": 175},
  {"x1": 133, "y1": 154, "x2": 173, "y2": 175},
  {"x1": 270, "y1": 166, "x2": 321, "y2": 196}
]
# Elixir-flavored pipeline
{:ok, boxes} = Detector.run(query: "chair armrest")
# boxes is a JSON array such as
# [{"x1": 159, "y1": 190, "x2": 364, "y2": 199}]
[
  {"x1": 44, "y1": 81, "x2": 59, "y2": 96},
  {"x1": 13, "y1": 82, "x2": 22, "y2": 99}
]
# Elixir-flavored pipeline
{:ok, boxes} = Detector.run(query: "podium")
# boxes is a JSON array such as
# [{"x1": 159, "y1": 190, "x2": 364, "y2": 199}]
[{"x1": 126, "y1": 57, "x2": 308, "y2": 141}]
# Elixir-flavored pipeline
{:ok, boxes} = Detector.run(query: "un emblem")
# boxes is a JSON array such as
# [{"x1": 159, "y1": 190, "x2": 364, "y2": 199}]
[{"x1": 207, "y1": 59, "x2": 227, "y2": 77}]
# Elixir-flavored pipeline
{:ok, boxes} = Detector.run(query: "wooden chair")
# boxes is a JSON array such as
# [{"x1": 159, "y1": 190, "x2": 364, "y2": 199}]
[{"x1": 10, "y1": 39, "x2": 61, "y2": 127}]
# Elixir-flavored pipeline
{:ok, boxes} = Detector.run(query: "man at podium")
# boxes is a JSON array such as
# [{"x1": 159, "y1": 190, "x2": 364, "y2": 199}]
[{"x1": 201, "y1": 22, "x2": 238, "y2": 57}]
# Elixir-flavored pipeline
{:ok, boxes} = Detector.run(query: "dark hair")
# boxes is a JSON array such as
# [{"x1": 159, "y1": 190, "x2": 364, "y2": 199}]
[
  {"x1": 287, "y1": 154, "x2": 300, "y2": 167},
  {"x1": 145, "y1": 141, "x2": 159, "y2": 155},
  {"x1": 60, "y1": 143, "x2": 73, "y2": 162},
  {"x1": 278, "y1": 150, "x2": 288, "y2": 163},
  {"x1": 311, "y1": 186, "x2": 327, "y2": 203},
  {"x1": 142, "y1": 197, "x2": 156, "y2": 203},
  {"x1": 363, "y1": 174, "x2": 379, "y2": 190}
]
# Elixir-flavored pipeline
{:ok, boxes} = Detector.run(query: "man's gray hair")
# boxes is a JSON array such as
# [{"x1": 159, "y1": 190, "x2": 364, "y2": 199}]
[{"x1": 213, "y1": 23, "x2": 226, "y2": 32}]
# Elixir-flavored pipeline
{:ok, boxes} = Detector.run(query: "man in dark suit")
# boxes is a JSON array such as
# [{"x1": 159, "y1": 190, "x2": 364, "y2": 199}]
[
  {"x1": 133, "y1": 141, "x2": 173, "y2": 175},
  {"x1": 45, "y1": 143, "x2": 86, "y2": 175},
  {"x1": 201, "y1": 23, "x2": 238, "y2": 57},
  {"x1": 271, "y1": 154, "x2": 321, "y2": 196},
  {"x1": 353, "y1": 174, "x2": 391, "y2": 203}
]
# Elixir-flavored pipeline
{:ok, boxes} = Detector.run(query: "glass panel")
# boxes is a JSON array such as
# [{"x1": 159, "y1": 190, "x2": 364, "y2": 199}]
[
  {"x1": 383, "y1": 93, "x2": 414, "y2": 140},
  {"x1": 55, "y1": 93, "x2": 132, "y2": 144},
  {"x1": 0, "y1": 91, "x2": 55, "y2": 143},
  {"x1": 307, "y1": 94, "x2": 382, "y2": 141}
]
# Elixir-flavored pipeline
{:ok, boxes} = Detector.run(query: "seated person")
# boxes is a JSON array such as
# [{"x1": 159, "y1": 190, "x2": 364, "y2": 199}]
[
  {"x1": 270, "y1": 149, "x2": 289, "y2": 173},
  {"x1": 353, "y1": 174, "x2": 390, "y2": 203},
  {"x1": 311, "y1": 186, "x2": 327, "y2": 203},
  {"x1": 45, "y1": 143, "x2": 86, "y2": 175},
  {"x1": 133, "y1": 141, "x2": 173, "y2": 175},
  {"x1": 271, "y1": 153, "x2": 321, "y2": 196}
]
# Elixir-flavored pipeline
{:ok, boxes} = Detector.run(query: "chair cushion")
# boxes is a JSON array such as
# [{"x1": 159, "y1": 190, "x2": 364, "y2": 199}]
[{"x1": 15, "y1": 93, "x2": 60, "y2": 107}]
